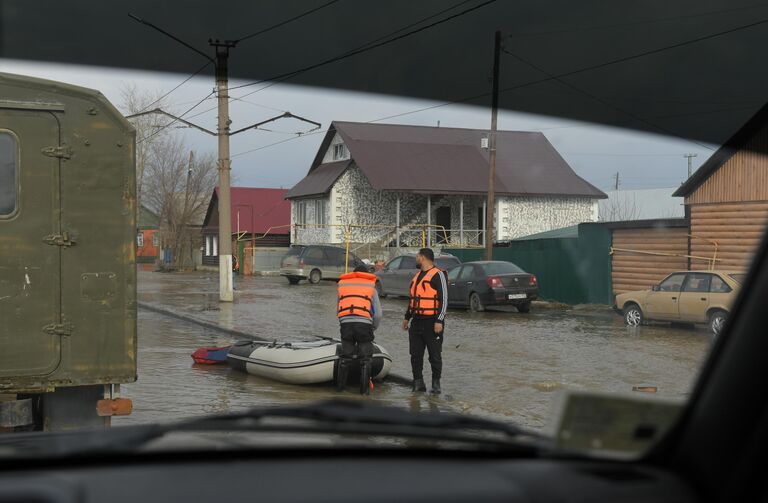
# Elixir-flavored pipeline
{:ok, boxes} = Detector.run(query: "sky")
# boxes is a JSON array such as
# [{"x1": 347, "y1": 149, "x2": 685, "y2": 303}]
[{"x1": 0, "y1": 59, "x2": 717, "y2": 193}]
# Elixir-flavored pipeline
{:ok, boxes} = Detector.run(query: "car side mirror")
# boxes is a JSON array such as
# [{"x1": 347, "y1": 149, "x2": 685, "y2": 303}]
[{"x1": 651, "y1": 285, "x2": 660, "y2": 291}]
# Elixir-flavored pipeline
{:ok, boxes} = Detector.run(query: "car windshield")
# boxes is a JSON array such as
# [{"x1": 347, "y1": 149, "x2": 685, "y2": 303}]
[
  {"x1": 2, "y1": 2, "x2": 768, "y2": 463},
  {"x1": 482, "y1": 262, "x2": 525, "y2": 275}
]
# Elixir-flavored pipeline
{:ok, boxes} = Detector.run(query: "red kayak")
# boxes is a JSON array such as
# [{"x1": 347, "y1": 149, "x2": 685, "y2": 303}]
[{"x1": 191, "y1": 346, "x2": 231, "y2": 365}]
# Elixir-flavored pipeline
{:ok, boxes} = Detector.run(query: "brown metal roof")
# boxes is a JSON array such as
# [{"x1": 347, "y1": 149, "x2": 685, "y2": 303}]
[
  {"x1": 673, "y1": 103, "x2": 768, "y2": 198},
  {"x1": 284, "y1": 159, "x2": 351, "y2": 199},
  {"x1": 291, "y1": 121, "x2": 606, "y2": 198}
]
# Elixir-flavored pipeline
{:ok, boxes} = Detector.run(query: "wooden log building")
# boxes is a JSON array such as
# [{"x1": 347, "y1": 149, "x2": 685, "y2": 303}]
[{"x1": 674, "y1": 105, "x2": 768, "y2": 271}]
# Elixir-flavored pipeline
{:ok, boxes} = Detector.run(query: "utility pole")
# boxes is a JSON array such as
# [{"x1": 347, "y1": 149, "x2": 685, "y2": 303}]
[
  {"x1": 127, "y1": 16, "x2": 321, "y2": 301},
  {"x1": 212, "y1": 40, "x2": 235, "y2": 302},
  {"x1": 684, "y1": 153, "x2": 697, "y2": 178},
  {"x1": 485, "y1": 30, "x2": 501, "y2": 261},
  {"x1": 614, "y1": 171, "x2": 620, "y2": 190}
]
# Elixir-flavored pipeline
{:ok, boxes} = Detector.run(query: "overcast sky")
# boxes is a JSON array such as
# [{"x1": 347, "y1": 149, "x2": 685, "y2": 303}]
[{"x1": 1, "y1": 59, "x2": 716, "y2": 193}]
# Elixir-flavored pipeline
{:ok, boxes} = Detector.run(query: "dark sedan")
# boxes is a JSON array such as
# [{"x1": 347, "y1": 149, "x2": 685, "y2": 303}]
[{"x1": 446, "y1": 261, "x2": 538, "y2": 312}]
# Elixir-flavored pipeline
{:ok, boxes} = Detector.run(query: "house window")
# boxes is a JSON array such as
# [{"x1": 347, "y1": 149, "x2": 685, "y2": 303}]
[
  {"x1": 332, "y1": 143, "x2": 348, "y2": 161},
  {"x1": 205, "y1": 236, "x2": 211, "y2": 256},
  {"x1": 152, "y1": 233, "x2": 159, "y2": 247},
  {"x1": 0, "y1": 132, "x2": 17, "y2": 217},
  {"x1": 212, "y1": 235, "x2": 218, "y2": 256},
  {"x1": 296, "y1": 201, "x2": 307, "y2": 227},
  {"x1": 314, "y1": 199, "x2": 327, "y2": 225},
  {"x1": 136, "y1": 232, "x2": 145, "y2": 248}
]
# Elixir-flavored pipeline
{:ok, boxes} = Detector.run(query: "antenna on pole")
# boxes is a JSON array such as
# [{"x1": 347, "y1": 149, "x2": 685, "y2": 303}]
[{"x1": 684, "y1": 153, "x2": 698, "y2": 178}]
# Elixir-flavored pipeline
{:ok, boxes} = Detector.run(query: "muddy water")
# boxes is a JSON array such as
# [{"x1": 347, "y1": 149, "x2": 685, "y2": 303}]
[{"x1": 120, "y1": 270, "x2": 713, "y2": 431}]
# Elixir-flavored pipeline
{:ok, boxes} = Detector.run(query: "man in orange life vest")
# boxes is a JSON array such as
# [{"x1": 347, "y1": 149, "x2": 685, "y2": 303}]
[
  {"x1": 336, "y1": 264, "x2": 382, "y2": 395},
  {"x1": 402, "y1": 248, "x2": 447, "y2": 394}
]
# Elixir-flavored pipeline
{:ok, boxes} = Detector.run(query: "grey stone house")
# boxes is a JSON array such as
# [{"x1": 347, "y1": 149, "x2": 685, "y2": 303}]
[{"x1": 285, "y1": 121, "x2": 606, "y2": 247}]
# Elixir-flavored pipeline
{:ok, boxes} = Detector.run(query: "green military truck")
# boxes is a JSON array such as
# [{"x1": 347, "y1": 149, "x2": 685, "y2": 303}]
[{"x1": 0, "y1": 72, "x2": 136, "y2": 431}]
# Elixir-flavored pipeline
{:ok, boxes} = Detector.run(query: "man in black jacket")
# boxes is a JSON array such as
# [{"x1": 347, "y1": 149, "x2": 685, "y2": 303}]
[{"x1": 402, "y1": 248, "x2": 447, "y2": 394}]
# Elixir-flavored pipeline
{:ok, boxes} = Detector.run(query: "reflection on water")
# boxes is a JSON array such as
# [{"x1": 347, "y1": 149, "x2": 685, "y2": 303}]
[{"x1": 122, "y1": 272, "x2": 713, "y2": 431}]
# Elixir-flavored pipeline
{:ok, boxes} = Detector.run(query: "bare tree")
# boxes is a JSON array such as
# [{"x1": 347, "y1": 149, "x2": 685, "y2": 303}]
[
  {"x1": 599, "y1": 192, "x2": 641, "y2": 222},
  {"x1": 119, "y1": 84, "x2": 170, "y2": 208},
  {"x1": 143, "y1": 135, "x2": 218, "y2": 269}
]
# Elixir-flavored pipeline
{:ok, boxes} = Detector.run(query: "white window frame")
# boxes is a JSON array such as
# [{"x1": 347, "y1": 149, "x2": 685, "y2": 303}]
[
  {"x1": 332, "y1": 143, "x2": 348, "y2": 161},
  {"x1": 152, "y1": 233, "x2": 159, "y2": 247},
  {"x1": 296, "y1": 201, "x2": 307, "y2": 228},
  {"x1": 314, "y1": 199, "x2": 327, "y2": 226},
  {"x1": 136, "y1": 232, "x2": 144, "y2": 247}
]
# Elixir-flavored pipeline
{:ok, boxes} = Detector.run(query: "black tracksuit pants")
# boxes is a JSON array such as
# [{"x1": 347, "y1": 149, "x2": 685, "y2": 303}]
[
  {"x1": 340, "y1": 322, "x2": 374, "y2": 360},
  {"x1": 408, "y1": 317, "x2": 443, "y2": 380}
]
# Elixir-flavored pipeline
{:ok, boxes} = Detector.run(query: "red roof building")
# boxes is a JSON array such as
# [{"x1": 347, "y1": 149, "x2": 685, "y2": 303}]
[{"x1": 201, "y1": 187, "x2": 291, "y2": 266}]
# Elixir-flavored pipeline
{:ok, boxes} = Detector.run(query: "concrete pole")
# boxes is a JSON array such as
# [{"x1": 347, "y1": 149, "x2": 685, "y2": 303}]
[
  {"x1": 482, "y1": 200, "x2": 486, "y2": 246},
  {"x1": 396, "y1": 195, "x2": 401, "y2": 248},
  {"x1": 485, "y1": 30, "x2": 501, "y2": 260},
  {"x1": 459, "y1": 199, "x2": 464, "y2": 246},
  {"x1": 427, "y1": 195, "x2": 431, "y2": 247},
  {"x1": 215, "y1": 45, "x2": 234, "y2": 302}
]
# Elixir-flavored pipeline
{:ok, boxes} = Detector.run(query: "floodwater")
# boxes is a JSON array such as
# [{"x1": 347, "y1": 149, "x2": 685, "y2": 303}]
[{"x1": 118, "y1": 270, "x2": 713, "y2": 431}]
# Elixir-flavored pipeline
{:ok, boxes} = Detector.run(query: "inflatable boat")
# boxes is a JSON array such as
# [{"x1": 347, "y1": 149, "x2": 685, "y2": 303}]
[{"x1": 226, "y1": 339, "x2": 392, "y2": 385}]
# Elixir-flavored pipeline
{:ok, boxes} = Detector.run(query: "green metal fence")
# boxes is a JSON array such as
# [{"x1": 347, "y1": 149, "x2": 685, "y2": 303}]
[{"x1": 445, "y1": 223, "x2": 612, "y2": 305}]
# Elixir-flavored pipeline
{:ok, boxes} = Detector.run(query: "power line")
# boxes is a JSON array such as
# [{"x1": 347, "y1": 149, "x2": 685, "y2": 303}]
[
  {"x1": 184, "y1": 0, "x2": 481, "y2": 118},
  {"x1": 235, "y1": 0, "x2": 343, "y2": 44},
  {"x1": 507, "y1": 2, "x2": 768, "y2": 39},
  {"x1": 505, "y1": 17, "x2": 768, "y2": 85},
  {"x1": 235, "y1": 0, "x2": 476, "y2": 100},
  {"x1": 229, "y1": 0, "x2": 498, "y2": 92},
  {"x1": 136, "y1": 91, "x2": 215, "y2": 144},
  {"x1": 128, "y1": 13, "x2": 214, "y2": 63},
  {"x1": 136, "y1": 61, "x2": 212, "y2": 114},
  {"x1": 229, "y1": 18, "x2": 768, "y2": 157},
  {"x1": 503, "y1": 47, "x2": 716, "y2": 150}
]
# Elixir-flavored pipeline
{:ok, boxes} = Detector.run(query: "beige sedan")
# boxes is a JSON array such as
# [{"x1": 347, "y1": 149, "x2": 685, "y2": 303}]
[{"x1": 615, "y1": 271, "x2": 744, "y2": 336}]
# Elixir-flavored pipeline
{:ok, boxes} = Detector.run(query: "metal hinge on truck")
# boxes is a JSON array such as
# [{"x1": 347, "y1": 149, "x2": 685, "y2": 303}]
[
  {"x1": 42, "y1": 323, "x2": 74, "y2": 336},
  {"x1": 43, "y1": 232, "x2": 76, "y2": 247},
  {"x1": 41, "y1": 145, "x2": 73, "y2": 159}
]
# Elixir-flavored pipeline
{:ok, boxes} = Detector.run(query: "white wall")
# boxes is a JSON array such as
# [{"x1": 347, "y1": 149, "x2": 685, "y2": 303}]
[
  {"x1": 496, "y1": 196, "x2": 599, "y2": 241},
  {"x1": 321, "y1": 133, "x2": 350, "y2": 164}
]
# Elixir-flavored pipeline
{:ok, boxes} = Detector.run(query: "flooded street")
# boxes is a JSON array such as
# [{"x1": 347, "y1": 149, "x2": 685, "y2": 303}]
[{"x1": 119, "y1": 269, "x2": 714, "y2": 431}]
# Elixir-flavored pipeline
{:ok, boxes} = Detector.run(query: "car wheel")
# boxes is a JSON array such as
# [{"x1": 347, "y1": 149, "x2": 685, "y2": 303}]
[
  {"x1": 308, "y1": 269, "x2": 322, "y2": 284},
  {"x1": 375, "y1": 281, "x2": 387, "y2": 298},
  {"x1": 287, "y1": 277, "x2": 300, "y2": 285},
  {"x1": 623, "y1": 303, "x2": 643, "y2": 326},
  {"x1": 469, "y1": 292, "x2": 485, "y2": 312},
  {"x1": 709, "y1": 310, "x2": 727, "y2": 336},
  {"x1": 517, "y1": 302, "x2": 531, "y2": 313}
]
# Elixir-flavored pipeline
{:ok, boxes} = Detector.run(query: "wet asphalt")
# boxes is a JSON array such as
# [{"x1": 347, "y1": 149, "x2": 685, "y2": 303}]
[{"x1": 118, "y1": 268, "x2": 713, "y2": 431}]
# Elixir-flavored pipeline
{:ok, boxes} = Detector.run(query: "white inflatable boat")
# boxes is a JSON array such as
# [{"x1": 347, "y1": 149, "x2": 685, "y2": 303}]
[{"x1": 226, "y1": 339, "x2": 392, "y2": 385}]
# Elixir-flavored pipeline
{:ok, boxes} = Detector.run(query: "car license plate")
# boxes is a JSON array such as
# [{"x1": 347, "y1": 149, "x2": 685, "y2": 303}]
[{"x1": 508, "y1": 293, "x2": 527, "y2": 300}]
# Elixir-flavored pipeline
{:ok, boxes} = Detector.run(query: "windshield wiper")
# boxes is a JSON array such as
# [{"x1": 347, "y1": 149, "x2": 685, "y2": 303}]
[
  {"x1": 179, "y1": 399, "x2": 541, "y2": 444},
  {"x1": 0, "y1": 400, "x2": 546, "y2": 459}
]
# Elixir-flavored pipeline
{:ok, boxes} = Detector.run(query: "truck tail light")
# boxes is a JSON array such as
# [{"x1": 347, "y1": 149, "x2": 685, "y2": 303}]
[
  {"x1": 530, "y1": 275, "x2": 538, "y2": 286},
  {"x1": 486, "y1": 276, "x2": 503, "y2": 288}
]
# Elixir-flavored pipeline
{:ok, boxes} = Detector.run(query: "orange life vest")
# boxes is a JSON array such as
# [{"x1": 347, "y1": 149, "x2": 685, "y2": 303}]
[
  {"x1": 409, "y1": 267, "x2": 442, "y2": 317},
  {"x1": 337, "y1": 271, "x2": 377, "y2": 319}
]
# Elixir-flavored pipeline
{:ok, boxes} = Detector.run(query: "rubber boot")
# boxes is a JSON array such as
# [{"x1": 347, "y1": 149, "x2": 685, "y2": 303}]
[
  {"x1": 412, "y1": 378, "x2": 427, "y2": 392},
  {"x1": 431, "y1": 377, "x2": 441, "y2": 395},
  {"x1": 359, "y1": 359, "x2": 372, "y2": 396},
  {"x1": 336, "y1": 359, "x2": 350, "y2": 392}
]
